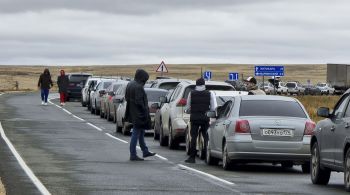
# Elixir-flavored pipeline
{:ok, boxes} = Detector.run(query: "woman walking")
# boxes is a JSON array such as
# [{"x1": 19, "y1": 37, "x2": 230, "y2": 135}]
[
  {"x1": 57, "y1": 69, "x2": 69, "y2": 106},
  {"x1": 38, "y1": 68, "x2": 53, "y2": 105}
]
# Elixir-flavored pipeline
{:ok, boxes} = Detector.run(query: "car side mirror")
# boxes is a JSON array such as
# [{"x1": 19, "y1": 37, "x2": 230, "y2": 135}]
[
  {"x1": 206, "y1": 111, "x2": 217, "y2": 118},
  {"x1": 160, "y1": 96, "x2": 167, "y2": 104},
  {"x1": 317, "y1": 107, "x2": 330, "y2": 118},
  {"x1": 151, "y1": 103, "x2": 160, "y2": 109}
]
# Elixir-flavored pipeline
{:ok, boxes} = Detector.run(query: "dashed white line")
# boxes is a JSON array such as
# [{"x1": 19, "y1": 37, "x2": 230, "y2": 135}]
[
  {"x1": 86, "y1": 122, "x2": 103, "y2": 131},
  {"x1": 155, "y1": 154, "x2": 168, "y2": 161},
  {"x1": 105, "y1": 133, "x2": 128, "y2": 144},
  {"x1": 0, "y1": 122, "x2": 51, "y2": 195},
  {"x1": 178, "y1": 164, "x2": 235, "y2": 186},
  {"x1": 62, "y1": 108, "x2": 72, "y2": 115},
  {"x1": 73, "y1": 115, "x2": 85, "y2": 121}
]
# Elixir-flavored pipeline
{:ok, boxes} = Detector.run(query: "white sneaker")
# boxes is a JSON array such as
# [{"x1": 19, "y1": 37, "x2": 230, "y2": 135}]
[
  {"x1": 60, "y1": 103, "x2": 63, "y2": 106},
  {"x1": 44, "y1": 103, "x2": 48, "y2": 106},
  {"x1": 41, "y1": 101, "x2": 44, "y2": 105},
  {"x1": 63, "y1": 102, "x2": 65, "y2": 106}
]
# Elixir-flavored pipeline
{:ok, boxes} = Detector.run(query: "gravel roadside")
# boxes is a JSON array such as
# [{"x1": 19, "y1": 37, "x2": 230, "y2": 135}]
[{"x1": 0, "y1": 177, "x2": 5, "y2": 195}]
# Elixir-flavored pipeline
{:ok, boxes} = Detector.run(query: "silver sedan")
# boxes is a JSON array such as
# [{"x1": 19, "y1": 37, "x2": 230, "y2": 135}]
[{"x1": 206, "y1": 95, "x2": 314, "y2": 172}]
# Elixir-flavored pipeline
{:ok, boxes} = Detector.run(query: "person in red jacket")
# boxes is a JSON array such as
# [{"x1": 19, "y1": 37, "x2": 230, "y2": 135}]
[{"x1": 57, "y1": 70, "x2": 69, "y2": 106}]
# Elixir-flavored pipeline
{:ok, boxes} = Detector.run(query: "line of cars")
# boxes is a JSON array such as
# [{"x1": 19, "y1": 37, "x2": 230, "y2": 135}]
[{"x1": 71, "y1": 73, "x2": 350, "y2": 191}]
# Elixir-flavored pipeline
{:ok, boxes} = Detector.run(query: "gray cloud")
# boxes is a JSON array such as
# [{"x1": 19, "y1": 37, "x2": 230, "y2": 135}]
[{"x1": 0, "y1": 0, "x2": 349, "y2": 65}]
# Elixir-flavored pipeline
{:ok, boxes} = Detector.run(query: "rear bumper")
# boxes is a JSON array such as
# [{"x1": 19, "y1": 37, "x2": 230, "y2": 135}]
[
  {"x1": 226, "y1": 134, "x2": 311, "y2": 162},
  {"x1": 67, "y1": 89, "x2": 82, "y2": 98}
]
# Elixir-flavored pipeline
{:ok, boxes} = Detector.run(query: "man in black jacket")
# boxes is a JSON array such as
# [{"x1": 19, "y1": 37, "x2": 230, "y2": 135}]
[
  {"x1": 125, "y1": 69, "x2": 156, "y2": 161},
  {"x1": 38, "y1": 68, "x2": 53, "y2": 105},
  {"x1": 185, "y1": 78, "x2": 216, "y2": 163}
]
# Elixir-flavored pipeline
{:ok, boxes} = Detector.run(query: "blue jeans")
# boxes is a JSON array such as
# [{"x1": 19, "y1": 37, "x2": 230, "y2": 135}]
[
  {"x1": 130, "y1": 128, "x2": 149, "y2": 157},
  {"x1": 41, "y1": 89, "x2": 49, "y2": 103}
]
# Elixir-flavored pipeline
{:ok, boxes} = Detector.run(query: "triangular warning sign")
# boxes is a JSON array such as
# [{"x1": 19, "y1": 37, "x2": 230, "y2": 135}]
[{"x1": 156, "y1": 61, "x2": 168, "y2": 73}]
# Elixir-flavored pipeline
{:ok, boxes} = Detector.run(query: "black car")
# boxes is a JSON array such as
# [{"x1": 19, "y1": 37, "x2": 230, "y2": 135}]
[
  {"x1": 67, "y1": 73, "x2": 92, "y2": 100},
  {"x1": 304, "y1": 84, "x2": 321, "y2": 95}
]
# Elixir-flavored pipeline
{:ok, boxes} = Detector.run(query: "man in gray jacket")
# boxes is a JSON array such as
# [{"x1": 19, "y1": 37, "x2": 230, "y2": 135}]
[{"x1": 244, "y1": 76, "x2": 266, "y2": 95}]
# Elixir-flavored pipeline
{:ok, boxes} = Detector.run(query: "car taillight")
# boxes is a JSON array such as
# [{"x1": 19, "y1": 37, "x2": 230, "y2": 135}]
[
  {"x1": 235, "y1": 120, "x2": 250, "y2": 133},
  {"x1": 176, "y1": 98, "x2": 187, "y2": 107},
  {"x1": 304, "y1": 120, "x2": 316, "y2": 136}
]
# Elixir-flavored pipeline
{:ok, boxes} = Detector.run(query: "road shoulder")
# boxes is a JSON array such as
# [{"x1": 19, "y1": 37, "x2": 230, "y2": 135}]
[{"x1": 0, "y1": 177, "x2": 5, "y2": 195}]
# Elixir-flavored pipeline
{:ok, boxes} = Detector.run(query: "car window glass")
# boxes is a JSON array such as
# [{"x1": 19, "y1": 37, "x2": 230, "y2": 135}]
[
  {"x1": 334, "y1": 94, "x2": 349, "y2": 118},
  {"x1": 158, "y1": 82, "x2": 180, "y2": 90},
  {"x1": 170, "y1": 86, "x2": 182, "y2": 102},
  {"x1": 217, "y1": 101, "x2": 232, "y2": 119}
]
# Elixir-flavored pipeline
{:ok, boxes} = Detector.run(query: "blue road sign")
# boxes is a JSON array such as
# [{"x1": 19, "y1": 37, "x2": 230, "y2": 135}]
[
  {"x1": 229, "y1": 72, "x2": 239, "y2": 81},
  {"x1": 203, "y1": 71, "x2": 212, "y2": 80},
  {"x1": 255, "y1": 66, "x2": 284, "y2": 76}
]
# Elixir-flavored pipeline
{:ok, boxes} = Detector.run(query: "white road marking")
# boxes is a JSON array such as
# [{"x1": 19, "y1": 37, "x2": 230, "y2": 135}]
[
  {"x1": 0, "y1": 93, "x2": 3, "y2": 96},
  {"x1": 0, "y1": 122, "x2": 51, "y2": 195},
  {"x1": 72, "y1": 115, "x2": 85, "y2": 121},
  {"x1": 62, "y1": 109, "x2": 72, "y2": 115},
  {"x1": 178, "y1": 164, "x2": 235, "y2": 186},
  {"x1": 86, "y1": 122, "x2": 103, "y2": 131},
  {"x1": 105, "y1": 133, "x2": 128, "y2": 144},
  {"x1": 155, "y1": 154, "x2": 168, "y2": 161}
]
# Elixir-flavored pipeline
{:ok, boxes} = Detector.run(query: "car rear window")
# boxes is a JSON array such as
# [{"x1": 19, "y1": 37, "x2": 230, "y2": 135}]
[
  {"x1": 103, "y1": 82, "x2": 112, "y2": 89},
  {"x1": 239, "y1": 100, "x2": 307, "y2": 118},
  {"x1": 183, "y1": 85, "x2": 233, "y2": 99},
  {"x1": 286, "y1": 83, "x2": 296, "y2": 88},
  {"x1": 69, "y1": 75, "x2": 91, "y2": 83},
  {"x1": 146, "y1": 90, "x2": 168, "y2": 102},
  {"x1": 158, "y1": 82, "x2": 180, "y2": 90}
]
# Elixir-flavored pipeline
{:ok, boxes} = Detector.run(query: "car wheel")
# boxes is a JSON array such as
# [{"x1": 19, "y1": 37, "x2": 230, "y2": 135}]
[
  {"x1": 302, "y1": 162, "x2": 311, "y2": 173},
  {"x1": 107, "y1": 107, "x2": 112, "y2": 121},
  {"x1": 281, "y1": 161, "x2": 293, "y2": 168},
  {"x1": 222, "y1": 142, "x2": 232, "y2": 170},
  {"x1": 122, "y1": 121, "x2": 130, "y2": 135},
  {"x1": 206, "y1": 137, "x2": 219, "y2": 166},
  {"x1": 311, "y1": 142, "x2": 331, "y2": 185},
  {"x1": 113, "y1": 106, "x2": 117, "y2": 123},
  {"x1": 95, "y1": 102, "x2": 100, "y2": 115},
  {"x1": 159, "y1": 122, "x2": 168, "y2": 147},
  {"x1": 116, "y1": 121, "x2": 122, "y2": 133},
  {"x1": 345, "y1": 149, "x2": 350, "y2": 191},
  {"x1": 153, "y1": 120, "x2": 160, "y2": 140},
  {"x1": 81, "y1": 99, "x2": 86, "y2": 107},
  {"x1": 168, "y1": 123, "x2": 179, "y2": 150},
  {"x1": 90, "y1": 102, "x2": 95, "y2": 114},
  {"x1": 185, "y1": 127, "x2": 190, "y2": 155}
]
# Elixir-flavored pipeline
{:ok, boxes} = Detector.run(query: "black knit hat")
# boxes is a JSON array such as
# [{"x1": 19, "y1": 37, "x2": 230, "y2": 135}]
[{"x1": 196, "y1": 78, "x2": 205, "y2": 86}]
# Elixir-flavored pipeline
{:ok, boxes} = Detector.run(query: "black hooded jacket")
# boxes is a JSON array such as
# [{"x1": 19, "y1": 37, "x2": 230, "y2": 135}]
[
  {"x1": 38, "y1": 69, "x2": 53, "y2": 90},
  {"x1": 124, "y1": 69, "x2": 151, "y2": 129}
]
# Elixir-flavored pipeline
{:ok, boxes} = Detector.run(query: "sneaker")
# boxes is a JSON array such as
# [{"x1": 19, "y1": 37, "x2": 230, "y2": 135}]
[
  {"x1": 63, "y1": 102, "x2": 65, "y2": 106},
  {"x1": 143, "y1": 152, "x2": 156, "y2": 158},
  {"x1": 41, "y1": 101, "x2": 44, "y2": 105},
  {"x1": 60, "y1": 103, "x2": 63, "y2": 106},
  {"x1": 185, "y1": 157, "x2": 195, "y2": 164},
  {"x1": 130, "y1": 156, "x2": 144, "y2": 161},
  {"x1": 44, "y1": 103, "x2": 48, "y2": 106}
]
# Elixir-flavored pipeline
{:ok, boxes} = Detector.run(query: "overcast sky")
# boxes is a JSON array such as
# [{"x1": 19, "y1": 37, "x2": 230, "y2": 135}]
[{"x1": 0, "y1": 0, "x2": 349, "y2": 65}]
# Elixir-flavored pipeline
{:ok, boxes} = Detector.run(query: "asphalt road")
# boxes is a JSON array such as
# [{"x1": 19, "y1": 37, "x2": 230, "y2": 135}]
[{"x1": 0, "y1": 92, "x2": 348, "y2": 195}]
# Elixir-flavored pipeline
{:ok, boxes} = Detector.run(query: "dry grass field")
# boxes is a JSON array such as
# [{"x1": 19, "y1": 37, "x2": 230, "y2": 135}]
[
  {"x1": 0, "y1": 64, "x2": 326, "y2": 91},
  {"x1": 296, "y1": 96, "x2": 339, "y2": 122},
  {"x1": 0, "y1": 177, "x2": 5, "y2": 195}
]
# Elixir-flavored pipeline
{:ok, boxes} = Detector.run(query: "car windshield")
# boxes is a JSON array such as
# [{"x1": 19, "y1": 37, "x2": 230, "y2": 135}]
[
  {"x1": 286, "y1": 83, "x2": 296, "y2": 88},
  {"x1": 69, "y1": 75, "x2": 91, "y2": 83},
  {"x1": 183, "y1": 85, "x2": 233, "y2": 99},
  {"x1": 158, "y1": 82, "x2": 180, "y2": 90},
  {"x1": 146, "y1": 90, "x2": 169, "y2": 102},
  {"x1": 317, "y1": 84, "x2": 326, "y2": 87},
  {"x1": 239, "y1": 100, "x2": 307, "y2": 118},
  {"x1": 216, "y1": 96, "x2": 233, "y2": 106}
]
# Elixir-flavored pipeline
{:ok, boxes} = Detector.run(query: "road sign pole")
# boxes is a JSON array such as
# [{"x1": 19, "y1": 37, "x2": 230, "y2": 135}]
[{"x1": 262, "y1": 76, "x2": 265, "y2": 92}]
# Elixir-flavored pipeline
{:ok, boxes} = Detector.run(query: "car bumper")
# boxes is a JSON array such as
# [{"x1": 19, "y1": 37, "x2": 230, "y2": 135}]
[
  {"x1": 226, "y1": 134, "x2": 311, "y2": 161},
  {"x1": 67, "y1": 89, "x2": 82, "y2": 98},
  {"x1": 172, "y1": 117, "x2": 189, "y2": 139}
]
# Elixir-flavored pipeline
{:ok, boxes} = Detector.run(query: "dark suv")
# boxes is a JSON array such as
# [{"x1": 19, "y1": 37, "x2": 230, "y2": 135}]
[
  {"x1": 67, "y1": 73, "x2": 92, "y2": 100},
  {"x1": 311, "y1": 88, "x2": 350, "y2": 191}
]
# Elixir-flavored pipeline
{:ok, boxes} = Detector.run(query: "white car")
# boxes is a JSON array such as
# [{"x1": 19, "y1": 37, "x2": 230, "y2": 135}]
[
  {"x1": 82, "y1": 77, "x2": 102, "y2": 107},
  {"x1": 115, "y1": 83, "x2": 130, "y2": 135},
  {"x1": 286, "y1": 81, "x2": 305, "y2": 95},
  {"x1": 158, "y1": 80, "x2": 234, "y2": 149},
  {"x1": 185, "y1": 90, "x2": 248, "y2": 158},
  {"x1": 277, "y1": 82, "x2": 288, "y2": 95},
  {"x1": 258, "y1": 82, "x2": 276, "y2": 95},
  {"x1": 90, "y1": 79, "x2": 114, "y2": 115},
  {"x1": 316, "y1": 83, "x2": 335, "y2": 95}
]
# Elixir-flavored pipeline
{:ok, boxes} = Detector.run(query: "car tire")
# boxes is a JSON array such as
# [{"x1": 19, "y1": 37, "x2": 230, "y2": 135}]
[
  {"x1": 206, "y1": 137, "x2": 219, "y2": 166},
  {"x1": 81, "y1": 99, "x2": 86, "y2": 107},
  {"x1": 302, "y1": 162, "x2": 311, "y2": 173},
  {"x1": 222, "y1": 142, "x2": 232, "y2": 170},
  {"x1": 345, "y1": 149, "x2": 350, "y2": 191},
  {"x1": 311, "y1": 142, "x2": 331, "y2": 185},
  {"x1": 107, "y1": 107, "x2": 112, "y2": 121},
  {"x1": 122, "y1": 121, "x2": 130, "y2": 135},
  {"x1": 90, "y1": 102, "x2": 95, "y2": 114},
  {"x1": 168, "y1": 123, "x2": 179, "y2": 150},
  {"x1": 159, "y1": 122, "x2": 168, "y2": 147},
  {"x1": 113, "y1": 106, "x2": 117, "y2": 123},
  {"x1": 95, "y1": 102, "x2": 100, "y2": 115},
  {"x1": 116, "y1": 122, "x2": 122, "y2": 133},
  {"x1": 281, "y1": 161, "x2": 293, "y2": 168}
]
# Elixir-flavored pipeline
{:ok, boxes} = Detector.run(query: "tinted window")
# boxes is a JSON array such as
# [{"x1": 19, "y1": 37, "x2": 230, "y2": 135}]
[
  {"x1": 334, "y1": 95, "x2": 349, "y2": 118},
  {"x1": 170, "y1": 86, "x2": 182, "y2": 102},
  {"x1": 286, "y1": 83, "x2": 296, "y2": 88},
  {"x1": 239, "y1": 100, "x2": 307, "y2": 118},
  {"x1": 113, "y1": 84, "x2": 122, "y2": 92},
  {"x1": 103, "y1": 82, "x2": 112, "y2": 89},
  {"x1": 217, "y1": 101, "x2": 232, "y2": 119},
  {"x1": 146, "y1": 90, "x2": 169, "y2": 102},
  {"x1": 158, "y1": 82, "x2": 180, "y2": 90},
  {"x1": 183, "y1": 85, "x2": 233, "y2": 99},
  {"x1": 216, "y1": 96, "x2": 233, "y2": 106},
  {"x1": 69, "y1": 75, "x2": 91, "y2": 83}
]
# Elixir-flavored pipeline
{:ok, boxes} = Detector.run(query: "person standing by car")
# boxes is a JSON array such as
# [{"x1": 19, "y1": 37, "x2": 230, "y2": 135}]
[
  {"x1": 244, "y1": 76, "x2": 266, "y2": 95},
  {"x1": 57, "y1": 69, "x2": 69, "y2": 106},
  {"x1": 38, "y1": 68, "x2": 53, "y2": 105},
  {"x1": 185, "y1": 77, "x2": 217, "y2": 163},
  {"x1": 125, "y1": 69, "x2": 156, "y2": 161}
]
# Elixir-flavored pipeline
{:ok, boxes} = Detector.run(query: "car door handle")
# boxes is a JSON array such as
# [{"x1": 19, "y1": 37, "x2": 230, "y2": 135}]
[{"x1": 331, "y1": 126, "x2": 335, "y2": 131}]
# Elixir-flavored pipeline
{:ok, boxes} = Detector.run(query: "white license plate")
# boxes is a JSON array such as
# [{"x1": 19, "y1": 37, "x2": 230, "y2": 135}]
[{"x1": 262, "y1": 129, "x2": 293, "y2": 137}]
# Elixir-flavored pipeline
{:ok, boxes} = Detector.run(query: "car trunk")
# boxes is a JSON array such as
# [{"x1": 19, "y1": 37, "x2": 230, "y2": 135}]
[{"x1": 241, "y1": 116, "x2": 307, "y2": 142}]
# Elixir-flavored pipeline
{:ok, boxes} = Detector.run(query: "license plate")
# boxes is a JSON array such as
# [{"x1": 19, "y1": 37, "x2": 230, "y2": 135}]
[{"x1": 262, "y1": 129, "x2": 293, "y2": 137}]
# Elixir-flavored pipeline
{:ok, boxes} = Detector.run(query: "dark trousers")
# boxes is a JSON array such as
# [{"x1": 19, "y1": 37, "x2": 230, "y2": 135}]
[
  {"x1": 41, "y1": 89, "x2": 49, "y2": 103},
  {"x1": 189, "y1": 121, "x2": 209, "y2": 158},
  {"x1": 130, "y1": 128, "x2": 149, "y2": 158}
]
